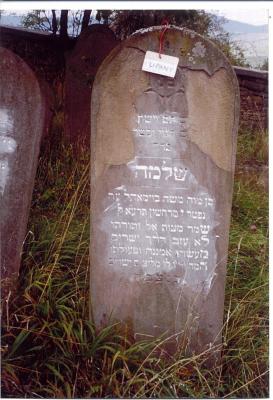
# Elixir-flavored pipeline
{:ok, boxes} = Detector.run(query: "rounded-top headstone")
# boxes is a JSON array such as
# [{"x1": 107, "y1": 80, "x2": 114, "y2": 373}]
[
  {"x1": 90, "y1": 26, "x2": 240, "y2": 358},
  {"x1": 65, "y1": 25, "x2": 117, "y2": 144},
  {"x1": 0, "y1": 47, "x2": 45, "y2": 295}
]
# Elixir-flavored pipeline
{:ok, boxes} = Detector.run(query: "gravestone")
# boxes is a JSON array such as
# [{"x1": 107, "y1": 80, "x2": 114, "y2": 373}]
[
  {"x1": 90, "y1": 27, "x2": 240, "y2": 358},
  {"x1": 0, "y1": 47, "x2": 45, "y2": 296},
  {"x1": 65, "y1": 25, "x2": 117, "y2": 145}
]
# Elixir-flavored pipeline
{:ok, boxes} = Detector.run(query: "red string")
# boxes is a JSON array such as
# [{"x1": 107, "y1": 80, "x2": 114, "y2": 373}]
[{"x1": 159, "y1": 19, "x2": 169, "y2": 58}]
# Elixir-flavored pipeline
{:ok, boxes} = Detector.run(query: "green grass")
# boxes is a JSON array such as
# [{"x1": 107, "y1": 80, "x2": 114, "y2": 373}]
[
  {"x1": 236, "y1": 128, "x2": 268, "y2": 167},
  {"x1": 1, "y1": 131, "x2": 268, "y2": 398}
]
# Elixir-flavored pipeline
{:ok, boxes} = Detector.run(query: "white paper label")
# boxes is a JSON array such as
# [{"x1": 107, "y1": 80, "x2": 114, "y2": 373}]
[{"x1": 142, "y1": 51, "x2": 179, "y2": 78}]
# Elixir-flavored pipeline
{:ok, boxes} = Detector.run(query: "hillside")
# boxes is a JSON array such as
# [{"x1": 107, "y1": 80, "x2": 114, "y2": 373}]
[{"x1": 223, "y1": 19, "x2": 268, "y2": 34}]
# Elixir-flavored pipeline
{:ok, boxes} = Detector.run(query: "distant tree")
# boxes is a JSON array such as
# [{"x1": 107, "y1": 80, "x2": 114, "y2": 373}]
[
  {"x1": 109, "y1": 10, "x2": 249, "y2": 67},
  {"x1": 60, "y1": 10, "x2": 68, "y2": 37},
  {"x1": 109, "y1": 10, "x2": 219, "y2": 39},
  {"x1": 96, "y1": 10, "x2": 112, "y2": 25},
  {"x1": 209, "y1": 31, "x2": 250, "y2": 67},
  {"x1": 22, "y1": 10, "x2": 55, "y2": 32},
  {"x1": 258, "y1": 58, "x2": 268, "y2": 71},
  {"x1": 21, "y1": 10, "x2": 92, "y2": 37},
  {"x1": 52, "y1": 10, "x2": 58, "y2": 35},
  {"x1": 81, "y1": 10, "x2": 92, "y2": 33}
]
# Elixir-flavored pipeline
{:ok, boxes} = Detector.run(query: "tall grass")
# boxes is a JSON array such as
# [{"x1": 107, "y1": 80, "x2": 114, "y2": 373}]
[{"x1": 1, "y1": 131, "x2": 268, "y2": 398}]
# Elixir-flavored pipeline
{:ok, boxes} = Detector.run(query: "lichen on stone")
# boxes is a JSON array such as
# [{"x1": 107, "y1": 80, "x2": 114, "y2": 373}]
[{"x1": 192, "y1": 41, "x2": 206, "y2": 58}]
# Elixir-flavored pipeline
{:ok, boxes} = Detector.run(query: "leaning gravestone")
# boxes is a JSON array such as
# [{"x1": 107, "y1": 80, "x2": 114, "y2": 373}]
[
  {"x1": 90, "y1": 27, "x2": 240, "y2": 358},
  {"x1": 0, "y1": 47, "x2": 45, "y2": 296},
  {"x1": 65, "y1": 25, "x2": 117, "y2": 145}
]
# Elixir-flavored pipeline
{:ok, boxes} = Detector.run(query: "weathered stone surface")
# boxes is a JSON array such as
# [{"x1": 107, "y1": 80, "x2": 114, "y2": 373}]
[
  {"x1": 0, "y1": 47, "x2": 45, "y2": 295},
  {"x1": 90, "y1": 26, "x2": 240, "y2": 358},
  {"x1": 64, "y1": 25, "x2": 117, "y2": 144}
]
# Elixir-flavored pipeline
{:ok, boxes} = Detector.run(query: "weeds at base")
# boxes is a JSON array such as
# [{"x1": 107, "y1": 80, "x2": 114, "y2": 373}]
[{"x1": 1, "y1": 131, "x2": 269, "y2": 398}]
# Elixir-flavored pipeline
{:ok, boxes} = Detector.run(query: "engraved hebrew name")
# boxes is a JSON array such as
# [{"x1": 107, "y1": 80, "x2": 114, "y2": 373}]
[{"x1": 100, "y1": 111, "x2": 219, "y2": 289}]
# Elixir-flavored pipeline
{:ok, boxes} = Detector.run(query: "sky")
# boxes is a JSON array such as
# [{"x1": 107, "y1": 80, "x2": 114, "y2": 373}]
[
  {"x1": 216, "y1": 9, "x2": 269, "y2": 26},
  {"x1": 0, "y1": 3, "x2": 270, "y2": 27}
]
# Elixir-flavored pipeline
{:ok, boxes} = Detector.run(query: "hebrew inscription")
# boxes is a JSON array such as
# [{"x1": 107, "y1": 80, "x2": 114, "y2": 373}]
[
  {"x1": 100, "y1": 105, "x2": 219, "y2": 291},
  {"x1": 97, "y1": 69, "x2": 220, "y2": 291}
]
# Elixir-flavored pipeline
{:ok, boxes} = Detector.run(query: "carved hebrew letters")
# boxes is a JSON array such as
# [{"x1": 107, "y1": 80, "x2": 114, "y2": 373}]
[
  {"x1": 105, "y1": 186, "x2": 216, "y2": 279},
  {"x1": 100, "y1": 70, "x2": 218, "y2": 286}
]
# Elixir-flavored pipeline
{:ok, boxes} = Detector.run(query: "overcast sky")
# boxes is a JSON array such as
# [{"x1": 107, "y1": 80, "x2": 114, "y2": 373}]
[
  {"x1": 216, "y1": 9, "x2": 269, "y2": 25},
  {"x1": 1, "y1": 4, "x2": 270, "y2": 27}
]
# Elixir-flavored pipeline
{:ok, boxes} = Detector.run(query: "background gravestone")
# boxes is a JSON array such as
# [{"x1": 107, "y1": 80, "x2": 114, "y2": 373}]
[
  {"x1": 0, "y1": 47, "x2": 45, "y2": 295},
  {"x1": 90, "y1": 27, "x2": 239, "y2": 357},
  {"x1": 64, "y1": 25, "x2": 117, "y2": 145}
]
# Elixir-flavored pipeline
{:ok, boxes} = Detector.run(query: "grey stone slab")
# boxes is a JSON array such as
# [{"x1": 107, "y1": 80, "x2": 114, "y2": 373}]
[
  {"x1": 0, "y1": 47, "x2": 45, "y2": 296},
  {"x1": 90, "y1": 26, "x2": 240, "y2": 360}
]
